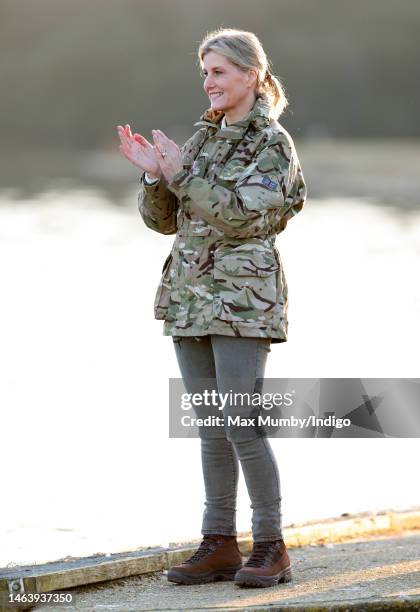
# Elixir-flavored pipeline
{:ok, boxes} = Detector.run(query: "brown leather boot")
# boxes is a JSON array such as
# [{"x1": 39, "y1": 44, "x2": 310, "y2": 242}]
[
  {"x1": 167, "y1": 534, "x2": 243, "y2": 585},
  {"x1": 234, "y1": 538, "x2": 292, "y2": 587}
]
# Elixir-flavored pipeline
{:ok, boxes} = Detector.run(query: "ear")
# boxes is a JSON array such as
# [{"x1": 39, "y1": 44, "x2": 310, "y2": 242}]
[{"x1": 247, "y1": 68, "x2": 258, "y2": 88}]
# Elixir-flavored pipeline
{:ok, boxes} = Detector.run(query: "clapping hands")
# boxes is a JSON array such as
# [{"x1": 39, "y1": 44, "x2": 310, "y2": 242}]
[
  {"x1": 117, "y1": 124, "x2": 183, "y2": 183},
  {"x1": 117, "y1": 124, "x2": 161, "y2": 178}
]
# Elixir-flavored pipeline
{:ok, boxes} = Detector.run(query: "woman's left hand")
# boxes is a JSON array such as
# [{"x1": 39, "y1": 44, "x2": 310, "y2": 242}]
[{"x1": 152, "y1": 130, "x2": 183, "y2": 183}]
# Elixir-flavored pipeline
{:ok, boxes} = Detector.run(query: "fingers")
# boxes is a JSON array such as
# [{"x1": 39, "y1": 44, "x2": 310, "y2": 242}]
[
  {"x1": 117, "y1": 125, "x2": 131, "y2": 138},
  {"x1": 117, "y1": 125, "x2": 175, "y2": 169},
  {"x1": 117, "y1": 124, "x2": 135, "y2": 143},
  {"x1": 117, "y1": 125, "x2": 172, "y2": 149},
  {"x1": 152, "y1": 129, "x2": 174, "y2": 146},
  {"x1": 133, "y1": 133, "x2": 148, "y2": 147},
  {"x1": 117, "y1": 126, "x2": 131, "y2": 149},
  {"x1": 154, "y1": 147, "x2": 165, "y2": 161},
  {"x1": 152, "y1": 130, "x2": 179, "y2": 159},
  {"x1": 152, "y1": 130, "x2": 165, "y2": 157}
]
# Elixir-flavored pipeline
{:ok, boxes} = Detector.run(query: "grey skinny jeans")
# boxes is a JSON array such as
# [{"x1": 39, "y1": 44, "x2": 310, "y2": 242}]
[{"x1": 172, "y1": 334, "x2": 282, "y2": 543}]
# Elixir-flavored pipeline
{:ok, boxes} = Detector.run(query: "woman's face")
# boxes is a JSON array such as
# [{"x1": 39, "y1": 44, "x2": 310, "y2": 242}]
[{"x1": 201, "y1": 51, "x2": 257, "y2": 114}]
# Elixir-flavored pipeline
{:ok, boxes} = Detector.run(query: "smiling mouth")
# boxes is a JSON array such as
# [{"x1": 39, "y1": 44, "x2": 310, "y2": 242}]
[{"x1": 209, "y1": 92, "x2": 224, "y2": 99}]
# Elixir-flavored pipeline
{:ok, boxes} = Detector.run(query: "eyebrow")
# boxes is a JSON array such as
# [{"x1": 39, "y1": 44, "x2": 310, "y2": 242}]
[{"x1": 202, "y1": 66, "x2": 224, "y2": 72}]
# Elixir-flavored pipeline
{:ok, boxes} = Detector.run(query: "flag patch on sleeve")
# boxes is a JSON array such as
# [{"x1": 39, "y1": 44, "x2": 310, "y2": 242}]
[{"x1": 261, "y1": 176, "x2": 278, "y2": 190}]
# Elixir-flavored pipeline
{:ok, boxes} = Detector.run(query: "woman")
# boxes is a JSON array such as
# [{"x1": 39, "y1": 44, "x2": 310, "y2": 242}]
[{"x1": 117, "y1": 28, "x2": 307, "y2": 589}]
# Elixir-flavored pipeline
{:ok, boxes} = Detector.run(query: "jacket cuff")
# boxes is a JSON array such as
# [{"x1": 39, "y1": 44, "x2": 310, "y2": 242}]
[
  {"x1": 140, "y1": 171, "x2": 168, "y2": 194},
  {"x1": 143, "y1": 171, "x2": 160, "y2": 186}
]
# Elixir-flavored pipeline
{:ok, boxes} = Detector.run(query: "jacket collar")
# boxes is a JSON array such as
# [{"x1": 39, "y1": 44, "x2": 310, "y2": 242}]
[{"x1": 193, "y1": 94, "x2": 272, "y2": 133}]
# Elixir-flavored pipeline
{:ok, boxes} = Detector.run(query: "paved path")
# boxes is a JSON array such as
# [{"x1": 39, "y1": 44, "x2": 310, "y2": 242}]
[{"x1": 32, "y1": 530, "x2": 420, "y2": 611}]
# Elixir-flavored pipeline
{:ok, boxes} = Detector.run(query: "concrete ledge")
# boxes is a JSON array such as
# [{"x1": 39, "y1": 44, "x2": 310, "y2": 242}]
[
  {"x1": 0, "y1": 507, "x2": 419, "y2": 605},
  {"x1": 14, "y1": 530, "x2": 420, "y2": 611},
  {"x1": 283, "y1": 508, "x2": 420, "y2": 548},
  {"x1": 150, "y1": 596, "x2": 420, "y2": 611}
]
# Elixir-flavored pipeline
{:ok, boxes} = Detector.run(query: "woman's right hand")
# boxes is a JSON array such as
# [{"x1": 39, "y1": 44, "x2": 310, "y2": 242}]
[{"x1": 117, "y1": 124, "x2": 161, "y2": 179}]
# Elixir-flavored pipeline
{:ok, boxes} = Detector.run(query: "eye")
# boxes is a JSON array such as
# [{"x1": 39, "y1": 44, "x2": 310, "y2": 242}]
[{"x1": 202, "y1": 70, "x2": 222, "y2": 77}]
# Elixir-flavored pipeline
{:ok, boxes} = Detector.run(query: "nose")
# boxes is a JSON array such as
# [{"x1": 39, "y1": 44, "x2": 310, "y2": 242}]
[{"x1": 204, "y1": 75, "x2": 215, "y2": 92}]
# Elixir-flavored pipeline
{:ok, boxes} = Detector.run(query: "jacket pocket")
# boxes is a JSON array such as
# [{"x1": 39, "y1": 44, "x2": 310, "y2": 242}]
[
  {"x1": 154, "y1": 252, "x2": 173, "y2": 319},
  {"x1": 213, "y1": 244, "x2": 279, "y2": 323}
]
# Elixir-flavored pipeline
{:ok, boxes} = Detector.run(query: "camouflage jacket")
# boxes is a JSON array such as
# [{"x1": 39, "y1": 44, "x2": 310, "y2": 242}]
[{"x1": 137, "y1": 94, "x2": 307, "y2": 344}]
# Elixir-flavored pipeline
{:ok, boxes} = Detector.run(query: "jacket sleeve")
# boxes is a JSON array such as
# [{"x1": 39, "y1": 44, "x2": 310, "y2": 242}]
[
  {"x1": 137, "y1": 171, "x2": 179, "y2": 235},
  {"x1": 136, "y1": 129, "x2": 205, "y2": 235},
  {"x1": 166, "y1": 134, "x2": 307, "y2": 239}
]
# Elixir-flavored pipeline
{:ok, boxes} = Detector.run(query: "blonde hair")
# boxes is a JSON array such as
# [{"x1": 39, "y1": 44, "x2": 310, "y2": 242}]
[{"x1": 198, "y1": 27, "x2": 288, "y2": 119}]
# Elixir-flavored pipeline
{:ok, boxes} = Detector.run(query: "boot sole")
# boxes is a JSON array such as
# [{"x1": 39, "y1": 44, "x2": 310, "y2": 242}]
[
  {"x1": 167, "y1": 565, "x2": 243, "y2": 585},
  {"x1": 234, "y1": 566, "x2": 292, "y2": 588}
]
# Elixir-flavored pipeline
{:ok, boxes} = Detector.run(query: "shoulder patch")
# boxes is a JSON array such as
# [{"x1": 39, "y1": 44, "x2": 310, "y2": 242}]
[{"x1": 261, "y1": 176, "x2": 278, "y2": 190}]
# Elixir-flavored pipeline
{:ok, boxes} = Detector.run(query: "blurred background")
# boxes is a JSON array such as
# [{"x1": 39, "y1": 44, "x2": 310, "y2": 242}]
[{"x1": 1, "y1": 0, "x2": 419, "y2": 567}]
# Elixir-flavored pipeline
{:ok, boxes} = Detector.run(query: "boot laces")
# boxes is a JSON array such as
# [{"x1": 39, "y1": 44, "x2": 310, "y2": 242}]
[
  {"x1": 185, "y1": 535, "x2": 221, "y2": 564},
  {"x1": 245, "y1": 540, "x2": 279, "y2": 567}
]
